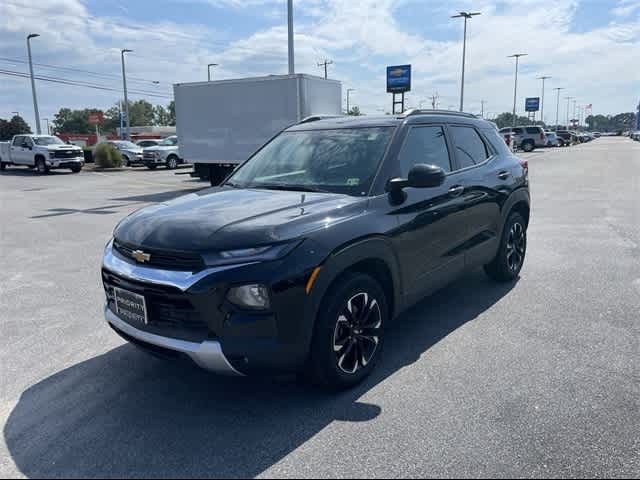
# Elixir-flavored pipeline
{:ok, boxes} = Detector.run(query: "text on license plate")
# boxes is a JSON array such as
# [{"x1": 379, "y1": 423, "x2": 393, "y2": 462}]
[{"x1": 114, "y1": 287, "x2": 148, "y2": 325}]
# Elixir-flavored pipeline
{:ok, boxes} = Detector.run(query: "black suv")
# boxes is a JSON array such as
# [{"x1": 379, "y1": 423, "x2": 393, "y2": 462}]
[{"x1": 102, "y1": 111, "x2": 530, "y2": 390}]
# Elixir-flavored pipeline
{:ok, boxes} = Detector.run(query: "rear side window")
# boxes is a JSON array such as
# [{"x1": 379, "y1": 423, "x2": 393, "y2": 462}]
[
  {"x1": 449, "y1": 126, "x2": 489, "y2": 169},
  {"x1": 513, "y1": 128, "x2": 525, "y2": 135},
  {"x1": 526, "y1": 127, "x2": 541, "y2": 134},
  {"x1": 482, "y1": 128, "x2": 510, "y2": 155},
  {"x1": 397, "y1": 126, "x2": 451, "y2": 175}
]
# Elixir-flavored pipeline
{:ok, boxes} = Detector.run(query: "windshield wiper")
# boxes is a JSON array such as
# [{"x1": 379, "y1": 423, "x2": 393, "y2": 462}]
[
  {"x1": 251, "y1": 184, "x2": 330, "y2": 194},
  {"x1": 223, "y1": 181, "x2": 244, "y2": 188}
]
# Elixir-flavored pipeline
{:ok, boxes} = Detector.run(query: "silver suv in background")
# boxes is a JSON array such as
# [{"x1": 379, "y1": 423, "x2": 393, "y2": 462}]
[
  {"x1": 499, "y1": 126, "x2": 547, "y2": 152},
  {"x1": 142, "y1": 135, "x2": 183, "y2": 170}
]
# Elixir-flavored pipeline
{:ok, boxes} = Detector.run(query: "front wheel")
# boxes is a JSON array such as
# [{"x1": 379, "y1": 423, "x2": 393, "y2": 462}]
[
  {"x1": 485, "y1": 212, "x2": 527, "y2": 282},
  {"x1": 522, "y1": 141, "x2": 535, "y2": 152},
  {"x1": 166, "y1": 156, "x2": 178, "y2": 170},
  {"x1": 308, "y1": 272, "x2": 388, "y2": 390},
  {"x1": 0, "y1": 162, "x2": 6, "y2": 171},
  {"x1": 123, "y1": 155, "x2": 131, "y2": 167},
  {"x1": 146, "y1": 164, "x2": 157, "y2": 170},
  {"x1": 70, "y1": 165, "x2": 82, "y2": 173},
  {"x1": 35, "y1": 158, "x2": 50, "y2": 174}
]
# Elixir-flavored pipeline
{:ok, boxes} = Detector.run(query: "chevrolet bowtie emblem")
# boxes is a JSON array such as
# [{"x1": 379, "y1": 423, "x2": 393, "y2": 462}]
[{"x1": 132, "y1": 250, "x2": 151, "y2": 263}]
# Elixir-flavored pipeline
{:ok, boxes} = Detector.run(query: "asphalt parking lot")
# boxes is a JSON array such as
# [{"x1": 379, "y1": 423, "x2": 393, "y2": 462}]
[{"x1": 0, "y1": 138, "x2": 639, "y2": 478}]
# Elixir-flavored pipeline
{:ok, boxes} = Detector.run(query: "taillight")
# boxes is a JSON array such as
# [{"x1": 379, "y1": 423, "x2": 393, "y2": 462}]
[
  {"x1": 505, "y1": 134, "x2": 511, "y2": 146},
  {"x1": 540, "y1": 132, "x2": 545, "y2": 140}
]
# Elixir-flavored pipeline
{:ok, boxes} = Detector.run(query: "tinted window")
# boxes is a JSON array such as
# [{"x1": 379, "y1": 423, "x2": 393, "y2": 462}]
[
  {"x1": 499, "y1": 128, "x2": 511, "y2": 134},
  {"x1": 513, "y1": 128, "x2": 525, "y2": 134},
  {"x1": 526, "y1": 127, "x2": 541, "y2": 134},
  {"x1": 12, "y1": 136, "x2": 24, "y2": 146},
  {"x1": 398, "y1": 126, "x2": 450, "y2": 176},
  {"x1": 449, "y1": 126, "x2": 489, "y2": 169}
]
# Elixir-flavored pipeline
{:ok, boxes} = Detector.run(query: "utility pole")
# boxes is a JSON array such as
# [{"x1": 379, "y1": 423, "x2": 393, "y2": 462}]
[
  {"x1": 553, "y1": 87, "x2": 564, "y2": 131},
  {"x1": 565, "y1": 96, "x2": 574, "y2": 129},
  {"x1": 208, "y1": 63, "x2": 218, "y2": 81},
  {"x1": 27, "y1": 34, "x2": 41, "y2": 134},
  {"x1": 452, "y1": 11, "x2": 481, "y2": 112},
  {"x1": 43, "y1": 118, "x2": 49, "y2": 135},
  {"x1": 430, "y1": 92, "x2": 439, "y2": 109},
  {"x1": 346, "y1": 88, "x2": 355, "y2": 115},
  {"x1": 317, "y1": 59, "x2": 334, "y2": 79},
  {"x1": 481, "y1": 100, "x2": 486, "y2": 118},
  {"x1": 572, "y1": 100, "x2": 577, "y2": 128},
  {"x1": 537, "y1": 75, "x2": 551, "y2": 125},
  {"x1": 508, "y1": 53, "x2": 528, "y2": 128},
  {"x1": 287, "y1": 0, "x2": 295, "y2": 75},
  {"x1": 121, "y1": 49, "x2": 133, "y2": 140}
]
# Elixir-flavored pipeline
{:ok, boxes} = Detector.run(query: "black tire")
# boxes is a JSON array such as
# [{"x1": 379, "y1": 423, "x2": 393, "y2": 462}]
[
  {"x1": 146, "y1": 164, "x2": 157, "y2": 170},
  {"x1": 484, "y1": 212, "x2": 527, "y2": 282},
  {"x1": 0, "y1": 162, "x2": 6, "y2": 171},
  {"x1": 35, "y1": 157, "x2": 50, "y2": 174},
  {"x1": 123, "y1": 156, "x2": 131, "y2": 167},
  {"x1": 70, "y1": 165, "x2": 82, "y2": 173},
  {"x1": 307, "y1": 272, "x2": 388, "y2": 391},
  {"x1": 166, "y1": 155, "x2": 178, "y2": 170},
  {"x1": 522, "y1": 140, "x2": 535, "y2": 152}
]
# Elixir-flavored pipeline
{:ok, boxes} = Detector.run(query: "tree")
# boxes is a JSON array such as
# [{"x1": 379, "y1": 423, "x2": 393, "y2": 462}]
[
  {"x1": 493, "y1": 112, "x2": 537, "y2": 129},
  {"x1": 167, "y1": 100, "x2": 176, "y2": 126},
  {"x1": 153, "y1": 105, "x2": 171, "y2": 126},
  {"x1": 129, "y1": 100, "x2": 155, "y2": 127},
  {"x1": 0, "y1": 115, "x2": 32, "y2": 140},
  {"x1": 52, "y1": 108, "x2": 100, "y2": 134}
]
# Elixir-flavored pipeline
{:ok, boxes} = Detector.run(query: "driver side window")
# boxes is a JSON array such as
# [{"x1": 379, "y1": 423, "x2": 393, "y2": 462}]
[{"x1": 397, "y1": 126, "x2": 451, "y2": 177}]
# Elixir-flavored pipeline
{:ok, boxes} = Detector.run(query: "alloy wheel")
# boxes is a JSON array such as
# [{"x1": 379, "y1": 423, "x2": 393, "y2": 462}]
[
  {"x1": 333, "y1": 292, "x2": 382, "y2": 375},
  {"x1": 506, "y1": 222, "x2": 526, "y2": 272}
]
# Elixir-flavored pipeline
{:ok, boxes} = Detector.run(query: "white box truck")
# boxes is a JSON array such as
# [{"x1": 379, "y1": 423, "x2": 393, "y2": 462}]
[{"x1": 174, "y1": 74, "x2": 342, "y2": 185}]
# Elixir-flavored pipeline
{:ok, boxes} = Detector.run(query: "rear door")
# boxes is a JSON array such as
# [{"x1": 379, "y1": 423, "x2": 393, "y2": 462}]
[{"x1": 390, "y1": 124, "x2": 467, "y2": 301}]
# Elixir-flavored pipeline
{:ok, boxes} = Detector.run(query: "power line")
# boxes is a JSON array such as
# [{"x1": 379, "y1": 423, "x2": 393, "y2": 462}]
[{"x1": 0, "y1": 69, "x2": 172, "y2": 99}]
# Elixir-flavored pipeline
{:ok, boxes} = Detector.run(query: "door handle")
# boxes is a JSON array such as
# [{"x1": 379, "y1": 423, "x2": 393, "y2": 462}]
[
  {"x1": 497, "y1": 171, "x2": 511, "y2": 180},
  {"x1": 449, "y1": 185, "x2": 465, "y2": 197}
]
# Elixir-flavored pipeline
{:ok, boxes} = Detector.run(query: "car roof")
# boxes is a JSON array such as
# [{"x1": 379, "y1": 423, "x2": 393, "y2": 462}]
[{"x1": 286, "y1": 110, "x2": 491, "y2": 132}]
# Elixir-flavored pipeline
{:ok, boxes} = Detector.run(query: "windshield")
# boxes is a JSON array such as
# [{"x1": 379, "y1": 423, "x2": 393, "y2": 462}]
[
  {"x1": 227, "y1": 127, "x2": 394, "y2": 196},
  {"x1": 159, "y1": 137, "x2": 178, "y2": 146},
  {"x1": 33, "y1": 136, "x2": 65, "y2": 146},
  {"x1": 113, "y1": 141, "x2": 138, "y2": 149}
]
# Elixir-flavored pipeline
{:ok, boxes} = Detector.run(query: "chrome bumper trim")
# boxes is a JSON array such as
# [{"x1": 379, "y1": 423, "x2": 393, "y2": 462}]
[
  {"x1": 102, "y1": 240, "x2": 256, "y2": 292},
  {"x1": 105, "y1": 305, "x2": 243, "y2": 376}
]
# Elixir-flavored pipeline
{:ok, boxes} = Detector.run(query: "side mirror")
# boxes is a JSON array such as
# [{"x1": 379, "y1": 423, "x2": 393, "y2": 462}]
[
  {"x1": 386, "y1": 164, "x2": 446, "y2": 193},
  {"x1": 22, "y1": 143, "x2": 30, "y2": 149}
]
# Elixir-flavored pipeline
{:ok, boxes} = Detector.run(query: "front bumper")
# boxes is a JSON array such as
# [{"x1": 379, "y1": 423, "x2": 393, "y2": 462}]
[
  {"x1": 105, "y1": 305, "x2": 243, "y2": 375},
  {"x1": 101, "y1": 240, "x2": 324, "y2": 375},
  {"x1": 47, "y1": 157, "x2": 84, "y2": 168}
]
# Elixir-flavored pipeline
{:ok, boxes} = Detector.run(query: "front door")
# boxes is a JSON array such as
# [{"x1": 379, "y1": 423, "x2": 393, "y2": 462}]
[{"x1": 389, "y1": 124, "x2": 468, "y2": 302}]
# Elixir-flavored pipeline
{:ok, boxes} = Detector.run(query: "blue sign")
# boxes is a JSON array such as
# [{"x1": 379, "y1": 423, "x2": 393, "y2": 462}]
[
  {"x1": 525, "y1": 97, "x2": 540, "y2": 112},
  {"x1": 387, "y1": 65, "x2": 412, "y2": 93}
]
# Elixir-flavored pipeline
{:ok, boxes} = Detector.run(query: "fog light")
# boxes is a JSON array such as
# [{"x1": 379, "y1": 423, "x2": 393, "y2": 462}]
[{"x1": 227, "y1": 284, "x2": 270, "y2": 309}]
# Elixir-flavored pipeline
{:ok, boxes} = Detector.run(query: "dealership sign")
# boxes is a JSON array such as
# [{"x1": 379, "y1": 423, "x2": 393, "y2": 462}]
[
  {"x1": 88, "y1": 112, "x2": 104, "y2": 125},
  {"x1": 387, "y1": 65, "x2": 412, "y2": 93},
  {"x1": 525, "y1": 97, "x2": 540, "y2": 112}
]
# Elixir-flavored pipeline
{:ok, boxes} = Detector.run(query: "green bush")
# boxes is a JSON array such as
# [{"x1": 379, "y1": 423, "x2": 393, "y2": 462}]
[{"x1": 94, "y1": 143, "x2": 122, "y2": 168}]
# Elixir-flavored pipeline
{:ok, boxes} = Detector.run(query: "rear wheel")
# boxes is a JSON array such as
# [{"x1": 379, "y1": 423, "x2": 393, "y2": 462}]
[
  {"x1": 522, "y1": 140, "x2": 535, "y2": 152},
  {"x1": 146, "y1": 164, "x2": 157, "y2": 170},
  {"x1": 485, "y1": 212, "x2": 527, "y2": 282},
  {"x1": 70, "y1": 165, "x2": 82, "y2": 173},
  {"x1": 308, "y1": 272, "x2": 388, "y2": 390},
  {"x1": 123, "y1": 155, "x2": 131, "y2": 167},
  {"x1": 0, "y1": 162, "x2": 6, "y2": 171},
  {"x1": 35, "y1": 158, "x2": 50, "y2": 174}
]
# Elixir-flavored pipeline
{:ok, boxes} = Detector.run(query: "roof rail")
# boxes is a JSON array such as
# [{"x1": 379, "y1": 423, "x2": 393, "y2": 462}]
[
  {"x1": 403, "y1": 109, "x2": 478, "y2": 119},
  {"x1": 298, "y1": 114, "x2": 345, "y2": 124}
]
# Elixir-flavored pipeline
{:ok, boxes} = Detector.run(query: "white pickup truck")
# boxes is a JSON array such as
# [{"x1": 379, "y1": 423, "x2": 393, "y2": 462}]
[{"x1": 0, "y1": 134, "x2": 84, "y2": 174}]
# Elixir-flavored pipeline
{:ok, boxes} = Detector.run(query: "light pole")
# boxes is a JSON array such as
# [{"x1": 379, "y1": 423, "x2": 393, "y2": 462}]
[
  {"x1": 208, "y1": 63, "x2": 218, "y2": 81},
  {"x1": 43, "y1": 118, "x2": 50, "y2": 135},
  {"x1": 27, "y1": 34, "x2": 41, "y2": 134},
  {"x1": 537, "y1": 75, "x2": 551, "y2": 125},
  {"x1": 508, "y1": 53, "x2": 527, "y2": 127},
  {"x1": 565, "y1": 96, "x2": 574, "y2": 129},
  {"x1": 553, "y1": 87, "x2": 564, "y2": 131},
  {"x1": 287, "y1": 0, "x2": 295, "y2": 75},
  {"x1": 121, "y1": 49, "x2": 133, "y2": 140},
  {"x1": 317, "y1": 60, "x2": 334, "y2": 79},
  {"x1": 452, "y1": 11, "x2": 481, "y2": 112},
  {"x1": 572, "y1": 100, "x2": 577, "y2": 128},
  {"x1": 346, "y1": 89, "x2": 355, "y2": 114}
]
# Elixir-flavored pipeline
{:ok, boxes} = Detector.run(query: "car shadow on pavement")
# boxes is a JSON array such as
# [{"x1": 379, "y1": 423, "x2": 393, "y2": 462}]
[
  {"x1": 4, "y1": 270, "x2": 516, "y2": 478},
  {"x1": 0, "y1": 169, "x2": 77, "y2": 177},
  {"x1": 110, "y1": 187, "x2": 207, "y2": 204}
]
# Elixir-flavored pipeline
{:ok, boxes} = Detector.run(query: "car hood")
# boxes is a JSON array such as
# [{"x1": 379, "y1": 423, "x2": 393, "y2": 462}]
[{"x1": 114, "y1": 188, "x2": 367, "y2": 252}]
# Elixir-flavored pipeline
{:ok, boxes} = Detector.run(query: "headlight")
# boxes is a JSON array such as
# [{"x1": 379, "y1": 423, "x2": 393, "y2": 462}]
[
  {"x1": 203, "y1": 241, "x2": 301, "y2": 267},
  {"x1": 227, "y1": 284, "x2": 270, "y2": 309}
]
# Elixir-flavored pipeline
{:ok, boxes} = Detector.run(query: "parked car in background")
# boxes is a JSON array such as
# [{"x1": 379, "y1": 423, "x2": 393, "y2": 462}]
[
  {"x1": 136, "y1": 139, "x2": 161, "y2": 149},
  {"x1": 544, "y1": 131, "x2": 560, "y2": 147},
  {"x1": 102, "y1": 111, "x2": 531, "y2": 390},
  {"x1": 142, "y1": 135, "x2": 183, "y2": 170},
  {"x1": 99, "y1": 141, "x2": 144, "y2": 167},
  {"x1": 499, "y1": 126, "x2": 546, "y2": 152},
  {"x1": 593, "y1": 132, "x2": 601, "y2": 138},
  {"x1": 631, "y1": 131, "x2": 640, "y2": 141},
  {"x1": 556, "y1": 130, "x2": 576, "y2": 146},
  {"x1": 0, "y1": 134, "x2": 84, "y2": 173}
]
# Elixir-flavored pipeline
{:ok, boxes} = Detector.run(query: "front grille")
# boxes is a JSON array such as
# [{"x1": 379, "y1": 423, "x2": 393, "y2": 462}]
[
  {"x1": 114, "y1": 239, "x2": 205, "y2": 272},
  {"x1": 102, "y1": 269, "x2": 211, "y2": 342},
  {"x1": 54, "y1": 150, "x2": 80, "y2": 159},
  {"x1": 143, "y1": 152, "x2": 157, "y2": 160}
]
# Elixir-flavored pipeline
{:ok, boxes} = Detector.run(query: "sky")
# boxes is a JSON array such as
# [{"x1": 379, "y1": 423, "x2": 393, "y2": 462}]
[{"x1": 0, "y1": 0, "x2": 639, "y2": 130}]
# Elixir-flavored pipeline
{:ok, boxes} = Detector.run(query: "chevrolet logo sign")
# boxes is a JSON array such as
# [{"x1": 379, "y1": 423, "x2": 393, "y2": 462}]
[{"x1": 132, "y1": 250, "x2": 151, "y2": 263}]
